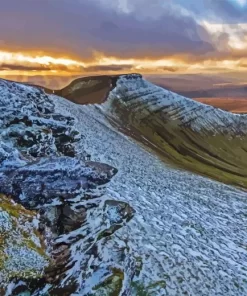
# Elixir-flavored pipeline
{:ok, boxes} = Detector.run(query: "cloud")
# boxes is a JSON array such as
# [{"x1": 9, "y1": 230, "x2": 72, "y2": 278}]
[
  {"x1": 208, "y1": 0, "x2": 247, "y2": 22},
  {"x1": 0, "y1": 60, "x2": 85, "y2": 73},
  {"x1": 0, "y1": 0, "x2": 214, "y2": 61},
  {"x1": 237, "y1": 60, "x2": 247, "y2": 68},
  {"x1": 162, "y1": 66, "x2": 178, "y2": 72},
  {"x1": 0, "y1": 63, "x2": 52, "y2": 71},
  {"x1": 84, "y1": 64, "x2": 133, "y2": 72},
  {"x1": 172, "y1": 0, "x2": 247, "y2": 22}
]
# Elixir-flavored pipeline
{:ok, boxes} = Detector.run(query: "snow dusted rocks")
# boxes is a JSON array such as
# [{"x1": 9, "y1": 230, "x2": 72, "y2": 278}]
[
  {"x1": 1, "y1": 74, "x2": 247, "y2": 295},
  {"x1": 0, "y1": 155, "x2": 117, "y2": 209},
  {"x1": 0, "y1": 79, "x2": 81, "y2": 158},
  {"x1": 44, "y1": 199, "x2": 135, "y2": 296},
  {"x1": 0, "y1": 79, "x2": 135, "y2": 295}
]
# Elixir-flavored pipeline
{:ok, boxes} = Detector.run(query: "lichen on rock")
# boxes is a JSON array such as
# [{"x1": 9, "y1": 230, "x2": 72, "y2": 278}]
[{"x1": 0, "y1": 194, "x2": 49, "y2": 288}]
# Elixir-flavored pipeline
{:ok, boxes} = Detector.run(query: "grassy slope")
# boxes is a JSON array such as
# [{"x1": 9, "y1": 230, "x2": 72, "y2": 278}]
[{"x1": 110, "y1": 98, "x2": 247, "y2": 190}]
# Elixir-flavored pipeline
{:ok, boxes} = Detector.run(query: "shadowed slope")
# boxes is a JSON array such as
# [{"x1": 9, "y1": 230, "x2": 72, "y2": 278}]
[{"x1": 54, "y1": 75, "x2": 120, "y2": 105}]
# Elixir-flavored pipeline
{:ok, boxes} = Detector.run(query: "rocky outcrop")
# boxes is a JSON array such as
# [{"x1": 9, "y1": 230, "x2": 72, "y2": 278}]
[
  {"x1": 0, "y1": 79, "x2": 135, "y2": 295},
  {"x1": 0, "y1": 79, "x2": 81, "y2": 159},
  {"x1": 43, "y1": 199, "x2": 135, "y2": 296},
  {"x1": 0, "y1": 154, "x2": 117, "y2": 209}
]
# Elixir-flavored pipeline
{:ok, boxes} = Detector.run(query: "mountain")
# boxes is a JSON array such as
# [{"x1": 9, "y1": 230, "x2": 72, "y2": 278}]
[
  {"x1": 57, "y1": 74, "x2": 247, "y2": 189},
  {"x1": 0, "y1": 75, "x2": 247, "y2": 295},
  {"x1": 55, "y1": 75, "x2": 117, "y2": 105}
]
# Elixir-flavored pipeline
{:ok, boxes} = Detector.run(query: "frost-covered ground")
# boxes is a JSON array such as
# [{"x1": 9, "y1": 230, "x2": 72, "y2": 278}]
[{"x1": 54, "y1": 94, "x2": 247, "y2": 296}]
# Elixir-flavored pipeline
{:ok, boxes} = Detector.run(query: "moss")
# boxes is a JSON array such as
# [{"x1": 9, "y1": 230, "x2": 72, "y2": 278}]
[
  {"x1": 131, "y1": 281, "x2": 150, "y2": 296},
  {"x1": 7, "y1": 268, "x2": 44, "y2": 280},
  {"x1": 92, "y1": 267, "x2": 124, "y2": 296},
  {"x1": 0, "y1": 194, "x2": 34, "y2": 219},
  {"x1": 146, "y1": 280, "x2": 166, "y2": 289},
  {"x1": 131, "y1": 280, "x2": 167, "y2": 295},
  {"x1": 0, "y1": 194, "x2": 48, "y2": 286},
  {"x1": 21, "y1": 232, "x2": 48, "y2": 258}
]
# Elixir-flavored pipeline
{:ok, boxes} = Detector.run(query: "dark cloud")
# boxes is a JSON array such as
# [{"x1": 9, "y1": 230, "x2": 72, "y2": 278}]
[
  {"x1": 84, "y1": 64, "x2": 133, "y2": 72},
  {"x1": 0, "y1": 0, "x2": 214, "y2": 60},
  {"x1": 0, "y1": 62, "x2": 84, "y2": 72},
  {"x1": 162, "y1": 66, "x2": 178, "y2": 72},
  {"x1": 0, "y1": 63, "x2": 52, "y2": 71}
]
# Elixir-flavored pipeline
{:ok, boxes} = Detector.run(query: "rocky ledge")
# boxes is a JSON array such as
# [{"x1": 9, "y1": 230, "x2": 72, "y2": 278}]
[{"x1": 0, "y1": 79, "x2": 135, "y2": 295}]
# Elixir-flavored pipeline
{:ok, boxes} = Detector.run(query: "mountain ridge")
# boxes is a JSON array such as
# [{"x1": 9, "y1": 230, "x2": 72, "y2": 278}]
[
  {"x1": 1, "y1": 74, "x2": 247, "y2": 188},
  {"x1": 49, "y1": 74, "x2": 247, "y2": 189}
]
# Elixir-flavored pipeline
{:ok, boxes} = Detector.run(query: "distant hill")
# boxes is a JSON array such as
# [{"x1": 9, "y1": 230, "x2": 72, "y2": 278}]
[
  {"x1": 146, "y1": 74, "x2": 247, "y2": 98},
  {"x1": 54, "y1": 75, "x2": 118, "y2": 104}
]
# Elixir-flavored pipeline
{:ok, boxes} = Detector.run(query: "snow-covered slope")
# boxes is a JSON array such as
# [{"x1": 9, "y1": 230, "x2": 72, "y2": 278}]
[
  {"x1": 1, "y1": 76, "x2": 247, "y2": 295},
  {"x1": 103, "y1": 74, "x2": 247, "y2": 132},
  {"x1": 53, "y1": 78, "x2": 247, "y2": 296}
]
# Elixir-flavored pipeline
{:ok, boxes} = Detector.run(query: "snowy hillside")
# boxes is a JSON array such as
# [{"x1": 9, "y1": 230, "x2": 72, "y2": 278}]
[
  {"x1": 0, "y1": 76, "x2": 247, "y2": 295},
  {"x1": 53, "y1": 76, "x2": 247, "y2": 296},
  {"x1": 105, "y1": 74, "x2": 247, "y2": 132}
]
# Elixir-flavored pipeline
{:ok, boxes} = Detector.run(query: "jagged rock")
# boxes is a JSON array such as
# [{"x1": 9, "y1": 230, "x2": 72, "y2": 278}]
[
  {"x1": 0, "y1": 155, "x2": 118, "y2": 209},
  {"x1": 43, "y1": 199, "x2": 135, "y2": 295},
  {"x1": 97, "y1": 200, "x2": 135, "y2": 240},
  {"x1": 2, "y1": 125, "x2": 56, "y2": 158},
  {"x1": 57, "y1": 204, "x2": 87, "y2": 234},
  {"x1": 0, "y1": 79, "x2": 82, "y2": 159},
  {"x1": 0, "y1": 142, "x2": 28, "y2": 169},
  {"x1": 85, "y1": 161, "x2": 118, "y2": 185}
]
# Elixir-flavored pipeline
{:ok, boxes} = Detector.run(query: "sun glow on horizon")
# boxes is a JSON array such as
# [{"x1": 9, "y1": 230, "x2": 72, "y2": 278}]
[
  {"x1": 0, "y1": 51, "x2": 86, "y2": 67},
  {"x1": 1, "y1": 49, "x2": 247, "y2": 80}
]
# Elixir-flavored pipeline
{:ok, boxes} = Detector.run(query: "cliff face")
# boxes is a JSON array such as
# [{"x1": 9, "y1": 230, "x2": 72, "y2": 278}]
[{"x1": 0, "y1": 79, "x2": 135, "y2": 295}]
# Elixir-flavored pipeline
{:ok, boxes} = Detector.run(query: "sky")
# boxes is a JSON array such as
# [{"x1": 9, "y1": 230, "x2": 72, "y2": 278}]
[{"x1": 1, "y1": 0, "x2": 247, "y2": 81}]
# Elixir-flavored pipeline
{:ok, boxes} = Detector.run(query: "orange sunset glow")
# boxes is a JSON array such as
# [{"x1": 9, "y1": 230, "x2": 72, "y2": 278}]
[
  {"x1": 2, "y1": 50, "x2": 247, "y2": 77},
  {"x1": 1, "y1": 0, "x2": 247, "y2": 89}
]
